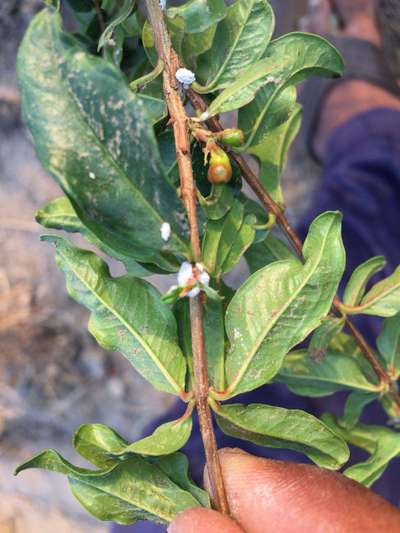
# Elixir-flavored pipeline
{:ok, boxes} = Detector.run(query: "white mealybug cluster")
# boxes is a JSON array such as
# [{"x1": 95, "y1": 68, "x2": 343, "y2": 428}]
[
  {"x1": 195, "y1": 262, "x2": 210, "y2": 286},
  {"x1": 160, "y1": 222, "x2": 171, "y2": 242},
  {"x1": 159, "y1": 0, "x2": 166, "y2": 9},
  {"x1": 177, "y1": 261, "x2": 193, "y2": 286},
  {"x1": 266, "y1": 75, "x2": 275, "y2": 83},
  {"x1": 175, "y1": 68, "x2": 196, "y2": 89},
  {"x1": 176, "y1": 261, "x2": 210, "y2": 298}
]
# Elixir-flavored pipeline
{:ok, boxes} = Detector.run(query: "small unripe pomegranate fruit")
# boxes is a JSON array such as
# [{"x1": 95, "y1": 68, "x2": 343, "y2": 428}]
[
  {"x1": 207, "y1": 146, "x2": 232, "y2": 184},
  {"x1": 218, "y1": 128, "x2": 244, "y2": 147}
]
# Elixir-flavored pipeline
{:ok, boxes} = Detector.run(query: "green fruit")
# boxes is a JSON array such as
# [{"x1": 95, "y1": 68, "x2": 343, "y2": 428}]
[{"x1": 218, "y1": 128, "x2": 244, "y2": 147}]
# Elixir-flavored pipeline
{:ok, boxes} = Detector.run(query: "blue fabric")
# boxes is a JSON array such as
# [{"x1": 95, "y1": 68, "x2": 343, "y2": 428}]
[{"x1": 112, "y1": 108, "x2": 400, "y2": 532}]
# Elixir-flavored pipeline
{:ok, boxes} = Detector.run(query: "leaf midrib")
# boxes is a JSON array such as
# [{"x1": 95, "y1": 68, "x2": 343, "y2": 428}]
[
  {"x1": 228, "y1": 217, "x2": 336, "y2": 392},
  {"x1": 357, "y1": 270, "x2": 400, "y2": 311},
  {"x1": 60, "y1": 247, "x2": 183, "y2": 394}
]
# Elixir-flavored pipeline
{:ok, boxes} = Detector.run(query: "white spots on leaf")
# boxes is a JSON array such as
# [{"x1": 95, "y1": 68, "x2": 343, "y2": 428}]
[
  {"x1": 160, "y1": 222, "x2": 171, "y2": 242},
  {"x1": 74, "y1": 52, "x2": 86, "y2": 62},
  {"x1": 233, "y1": 329, "x2": 243, "y2": 340}
]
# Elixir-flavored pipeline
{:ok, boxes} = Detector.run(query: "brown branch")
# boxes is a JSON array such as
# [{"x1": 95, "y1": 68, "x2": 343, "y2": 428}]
[
  {"x1": 144, "y1": 0, "x2": 230, "y2": 514},
  {"x1": 187, "y1": 89, "x2": 304, "y2": 257},
  {"x1": 93, "y1": 0, "x2": 106, "y2": 32},
  {"x1": 187, "y1": 88, "x2": 400, "y2": 413}
]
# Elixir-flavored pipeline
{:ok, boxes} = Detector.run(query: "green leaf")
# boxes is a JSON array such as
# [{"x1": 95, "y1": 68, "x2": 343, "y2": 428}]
[
  {"x1": 198, "y1": 184, "x2": 238, "y2": 221},
  {"x1": 73, "y1": 424, "x2": 128, "y2": 469},
  {"x1": 44, "y1": 236, "x2": 187, "y2": 395},
  {"x1": 308, "y1": 316, "x2": 345, "y2": 361},
  {"x1": 120, "y1": 417, "x2": 193, "y2": 456},
  {"x1": 343, "y1": 266, "x2": 400, "y2": 317},
  {"x1": 64, "y1": 0, "x2": 97, "y2": 36},
  {"x1": 180, "y1": 26, "x2": 218, "y2": 70},
  {"x1": 343, "y1": 256, "x2": 386, "y2": 306},
  {"x1": 203, "y1": 298, "x2": 226, "y2": 390},
  {"x1": 277, "y1": 334, "x2": 381, "y2": 397},
  {"x1": 342, "y1": 391, "x2": 377, "y2": 429},
  {"x1": 73, "y1": 416, "x2": 192, "y2": 463},
  {"x1": 201, "y1": 32, "x2": 344, "y2": 118},
  {"x1": 15, "y1": 450, "x2": 201, "y2": 525},
  {"x1": 72, "y1": 424, "x2": 211, "y2": 507},
  {"x1": 18, "y1": 9, "x2": 188, "y2": 272},
  {"x1": 242, "y1": 87, "x2": 301, "y2": 204},
  {"x1": 154, "y1": 453, "x2": 211, "y2": 508},
  {"x1": 15, "y1": 448, "x2": 95, "y2": 477},
  {"x1": 202, "y1": 200, "x2": 256, "y2": 276},
  {"x1": 98, "y1": 0, "x2": 135, "y2": 52},
  {"x1": 194, "y1": 0, "x2": 274, "y2": 92},
  {"x1": 224, "y1": 211, "x2": 345, "y2": 397},
  {"x1": 245, "y1": 232, "x2": 295, "y2": 273},
  {"x1": 174, "y1": 297, "x2": 225, "y2": 390},
  {"x1": 379, "y1": 393, "x2": 400, "y2": 427},
  {"x1": 36, "y1": 197, "x2": 157, "y2": 277},
  {"x1": 167, "y1": 0, "x2": 226, "y2": 34},
  {"x1": 213, "y1": 403, "x2": 349, "y2": 470},
  {"x1": 142, "y1": 21, "x2": 158, "y2": 66},
  {"x1": 377, "y1": 312, "x2": 400, "y2": 377},
  {"x1": 322, "y1": 414, "x2": 400, "y2": 487}
]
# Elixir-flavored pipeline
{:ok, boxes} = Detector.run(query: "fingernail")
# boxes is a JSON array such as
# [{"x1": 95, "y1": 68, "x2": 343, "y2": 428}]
[{"x1": 219, "y1": 447, "x2": 250, "y2": 458}]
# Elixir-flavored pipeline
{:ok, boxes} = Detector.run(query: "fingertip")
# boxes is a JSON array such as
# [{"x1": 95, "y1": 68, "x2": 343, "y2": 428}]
[
  {"x1": 206, "y1": 449, "x2": 400, "y2": 532},
  {"x1": 168, "y1": 507, "x2": 244, "y2": 533}
]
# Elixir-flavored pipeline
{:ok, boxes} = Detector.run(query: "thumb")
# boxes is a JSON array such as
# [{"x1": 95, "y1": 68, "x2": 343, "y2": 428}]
[
  {"x1": 204, "y1": 448, "x2": 400, "y2": 533},
  {"x1": 168, "y1": 507, "x2": 244, "y2": 533}
]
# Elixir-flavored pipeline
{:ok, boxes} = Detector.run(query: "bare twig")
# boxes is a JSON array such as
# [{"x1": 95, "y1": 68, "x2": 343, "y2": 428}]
[
  {"x1": 93, "y1": 0, "x2": 106, "y2": 32},
  {"x1": 187, "y1": 88, "x2": 400, "y2": 413},
  {"x1": 144, "y1": 0, "x2": 230, "y2": 513}
]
